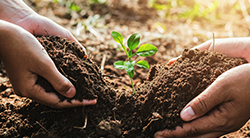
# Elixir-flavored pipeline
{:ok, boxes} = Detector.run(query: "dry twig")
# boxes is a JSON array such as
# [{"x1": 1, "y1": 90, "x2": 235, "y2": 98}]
[
  {"x1": 100, "y1": 53, "x2": 107, "y2": 71},
  {"x1": 73, "y1": 114, "x2": 88, "y2": 129},
  {"x1": 36, "y1": 121, "x2": 50, "y2": 134},
  {"x1": 0, "y1": 79, "x2": 9, "y2": 84}
]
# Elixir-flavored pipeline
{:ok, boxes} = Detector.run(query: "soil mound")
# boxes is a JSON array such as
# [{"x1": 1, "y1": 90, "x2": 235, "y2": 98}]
[
  {"x1": 114, "y1": 48, "x2": 247, "y2": 137},
  {"x1": 0, "y1": 36, "x2": 248, "y2": 138}
]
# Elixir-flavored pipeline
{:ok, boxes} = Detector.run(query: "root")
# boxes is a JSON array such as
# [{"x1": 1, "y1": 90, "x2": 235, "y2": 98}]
[
  {"x1": 36, "y1": 121, "x2": 50, "y2": 134},
  {"x1": 101, "y1": 53, "x2": 107, "y2": 71},
  {"x1": 142, "y1": 118, "x2": 159, "y2": 132},
  {"x1": 142, "y1": 112, "x2": 163, "y2": 132},
  {"x1": 59, "y1": 66, "x2": 68, "y2": 77},
  {"x1": 0, "y1": 79, "x2": 9, "y2": 84},
  {"x1": 73, "y1": 114, "x2": 88, "y2": 129}
]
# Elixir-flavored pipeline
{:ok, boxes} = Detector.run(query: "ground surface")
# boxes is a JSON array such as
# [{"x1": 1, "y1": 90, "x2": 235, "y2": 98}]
[
  {"x1": 0, "y1": 37, "x2": 248, "y2": 138},
  {"x1": 1, "y1": 0, "x2": 250, "y2": 137}
]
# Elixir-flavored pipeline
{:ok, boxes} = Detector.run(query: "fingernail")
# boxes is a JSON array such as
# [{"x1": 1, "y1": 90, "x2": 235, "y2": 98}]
[
  {"x1": 64, "y1": 87, "x2": 75, "y2": 98},
  {"x1": 82, "y1": 99, "x2": 97, "y2": 105},
  {"x1": 181, "y1": 106, "x2": 195, "y2": 121}
]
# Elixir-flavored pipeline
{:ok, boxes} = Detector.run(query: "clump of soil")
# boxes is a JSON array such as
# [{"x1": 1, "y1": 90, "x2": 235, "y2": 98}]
[
  {"x1": 36, "y1": 36, "x2": 109, "y2": 101},
  {"x1": 0, "y1": 36, "x2": 247, "y2": 138}
]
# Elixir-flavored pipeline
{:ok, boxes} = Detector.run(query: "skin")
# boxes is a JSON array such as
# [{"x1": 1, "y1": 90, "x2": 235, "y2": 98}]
[
  {"x1": 155, "y1": 37, "x2": 250, "y2": 138},
  {"x1": 0, "y1": 0, "x2": 96, "y2": 108}
]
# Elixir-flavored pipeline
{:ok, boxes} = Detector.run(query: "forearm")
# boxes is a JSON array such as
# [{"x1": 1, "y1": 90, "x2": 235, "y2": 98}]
[{"x1": 0, "y1": 0, "x2": 36, "y2": 24}]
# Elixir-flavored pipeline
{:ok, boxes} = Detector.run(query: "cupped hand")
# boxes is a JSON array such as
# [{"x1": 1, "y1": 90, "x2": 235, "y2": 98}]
[
  {"x1": 0, "y1": 20, "x2": 96, "y2": 108},
  {"x1": 168, "y1": 37, "x2": 250, "y2": 64},
  {"x1": 155, "y1": 38, "x2": 250, "y2": 138},
  {"x1": 0, "y1": 0, "x2": 86, "y2": 53},
  {"x1": 15, "y1": 13, "x2": 87, "y2": 53}
]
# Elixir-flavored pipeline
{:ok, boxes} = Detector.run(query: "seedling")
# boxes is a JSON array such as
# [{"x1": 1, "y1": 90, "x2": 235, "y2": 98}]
[{"x1": 111, "y1": 31, "x2": 158, "y2": 94}]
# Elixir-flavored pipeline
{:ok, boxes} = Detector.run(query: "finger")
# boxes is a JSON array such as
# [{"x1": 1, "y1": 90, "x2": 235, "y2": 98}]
[
  {"x1": 64, "y1": 31, "x2": 87, "y2": 53},
  {"x1": 32, "y1": 55, "x2": 76, "y2": 98},
  {"x1": 44, "y1": 68, "x2": 76, "y2": 98},
  {"x1": 189, "y1": 132, "x2": 224, "y2": 138},
  {"x1": 168, "y1": 56, "x2": 181, "y2": 65},
  {"x1": 154, "y1": 114, "x2": 224, "y2": 138},
  {"x1": 193, "y1": 38, "x2": 250, "y2": 62},
  {"x1": 191, "y1": 40, "x2": 212, "y2": 51},
  {"x1": 82, "y1": 99, "x2": 97, "y2": 105},
  {"x1": 180, "y1": 75, "x2": 230, "y2": 121},
  {"x1": 29, "y1": 84, "x2": 97, "y2": 108},
  {"x1": 52, "y1": 99, "x2": 97, "y2": 109},
  {"x1": 31, "y1": 15, "x2": 87, "y2": 53},
  {"x1": 168, "y1": 40, "x2": 213, "y2": 65}
]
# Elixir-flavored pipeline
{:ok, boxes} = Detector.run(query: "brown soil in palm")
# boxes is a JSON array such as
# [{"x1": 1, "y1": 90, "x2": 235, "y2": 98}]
[
  {"x1": 36, "y1": 36, "x2": 106, "y2": 101},
  {"x1": 0, "y1": 36, "x2": 248, "y2": 138}
]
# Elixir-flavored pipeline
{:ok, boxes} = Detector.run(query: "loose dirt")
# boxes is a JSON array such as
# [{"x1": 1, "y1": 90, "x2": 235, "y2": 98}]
[{"x1": 0, "y1": 36, "x2": 248, "y2": 138}]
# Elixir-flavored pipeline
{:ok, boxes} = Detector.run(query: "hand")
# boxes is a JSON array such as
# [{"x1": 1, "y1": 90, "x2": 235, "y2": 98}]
[
  {"x1": 15, "y1": 14, "x2": 87, "y2": 53},
  {"x1": 168, "y1": 37, "x2": 250, "y2": 65},
  {"x1": 0, "y1": 0, "x2": 86, "y2": 52},
  {"x1": 0, "y1": 0, "x2": 96, "y2": 108},
  {"x1": 155, "y1": 37, "x2": 250, "y2": 138},
  {"x1": 0, "y1": 21, "x2": 96, "y2": 109}
]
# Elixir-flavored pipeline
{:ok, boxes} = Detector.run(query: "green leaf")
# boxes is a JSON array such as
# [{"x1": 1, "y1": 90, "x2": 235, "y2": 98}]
[
  {"x1": 127, "y1": 33, "x2": 141, "y2": 50},
  {"x1": 53, "y1": 0, "x2": 59, "y2": 3},
  {"x1": 69, "y1": 3, "x2": 81, "y2": 12},
  {"x1": 124, "y1": 61, "x2": 135, "y2": 78},
  {"x1": 111, "y1": 31, "x2": 123, "y2": 45},
  {"x1": 112, "y1": 31, "x2": 128, "y2": 55},
  {"x1": 128, "y1": 50, "x2": 133, "y2": 58},
  {"x1": 127, "y1": 70, "x2": 134, "y2": 78},
  {"x1": 114, "y1": 61, "x2": 125, "y2": 69},
  {"x1": 136, "y1": 60, "x2": 149, "y2": 69},
  {"x1": 136, "y1": 44, "x2": 158, "y2": 57}
]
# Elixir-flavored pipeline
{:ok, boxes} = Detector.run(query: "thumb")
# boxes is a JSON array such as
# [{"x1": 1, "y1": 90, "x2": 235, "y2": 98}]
[
  {"x1": 180, "y1": 77, "x2": 227, "y2": 121},
  {"x1": 36, "y1": 58, "x2": 76, "y2": 98},
  {"x1": 168, "y1": 56, "x2": 180, "y2": 65},
  {"x1": 167, "y1": 40, "x2": 212, "y2": 65},
  {"x1": 191, "y1": 39, "x2": 212, "y2": 51}
]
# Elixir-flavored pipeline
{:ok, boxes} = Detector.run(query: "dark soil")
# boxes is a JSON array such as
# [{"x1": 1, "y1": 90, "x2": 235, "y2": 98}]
[{"x1": 0, "y1": 36, "x2": 247, "y2": 138}]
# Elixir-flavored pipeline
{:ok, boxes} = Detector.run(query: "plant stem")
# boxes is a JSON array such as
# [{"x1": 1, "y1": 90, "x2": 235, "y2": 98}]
[
  {"x1": 121, "y1": 43, "x2": 129, "y2": 57},
  {"x1": 130, "y1": 77, "x2": 136, "y2": 94}
]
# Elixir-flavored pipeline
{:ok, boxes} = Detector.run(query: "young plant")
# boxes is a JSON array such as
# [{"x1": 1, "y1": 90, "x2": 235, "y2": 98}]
[{"x1": 111, "y1": 31, "x2": 158, "y2": 94}]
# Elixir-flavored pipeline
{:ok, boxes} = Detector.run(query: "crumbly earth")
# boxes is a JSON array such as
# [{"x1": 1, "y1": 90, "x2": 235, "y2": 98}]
[{"x1": 0, "y1": 36, "x2": 248, "y2": 138}]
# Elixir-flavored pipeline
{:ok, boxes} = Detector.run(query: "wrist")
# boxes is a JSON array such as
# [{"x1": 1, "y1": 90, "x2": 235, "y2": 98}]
[{"x1": 0, "y1": 0, "x2": 36, "y2": 24}]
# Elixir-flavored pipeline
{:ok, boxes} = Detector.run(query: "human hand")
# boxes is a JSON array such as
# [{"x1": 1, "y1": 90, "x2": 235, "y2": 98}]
[
  {"x1": 15, "y1": 14, "x2": 87, "y2": 53},
  {"x1": 168, "y1": 37, "x2": 250, "y2": 65},
  {"x1": 0, "y1": 20, "x2": 96, "y2": 108},
  {"x1": 155, "y1": 37, "x2": 250, "y2": 138},
  {"x1": 0, "y1": 0, "x2": 86, "y2": 52}
]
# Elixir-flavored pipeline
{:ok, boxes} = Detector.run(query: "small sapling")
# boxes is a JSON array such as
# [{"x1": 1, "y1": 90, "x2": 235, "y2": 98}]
[{"x1": 111, "y1": 31, "x2": 158, "y2": 94}]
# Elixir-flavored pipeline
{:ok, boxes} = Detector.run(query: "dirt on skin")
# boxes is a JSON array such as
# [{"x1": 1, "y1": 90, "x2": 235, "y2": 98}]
[{"x1": 0, "y1": 36, "x2": 248, "y2": 138}]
